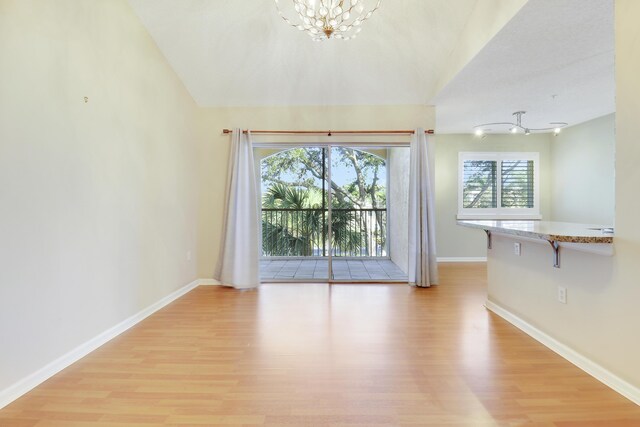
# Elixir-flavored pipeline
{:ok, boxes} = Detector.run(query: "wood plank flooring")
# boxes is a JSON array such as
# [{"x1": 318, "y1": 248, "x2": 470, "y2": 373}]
[{"x1": 1, "y1": 263, "x2": 639, "y2": 426}]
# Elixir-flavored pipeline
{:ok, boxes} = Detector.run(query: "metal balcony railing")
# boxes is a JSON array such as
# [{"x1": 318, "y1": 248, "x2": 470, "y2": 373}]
[{"x1": 261, "y1": 208, "x2": 387, "y2": 257}]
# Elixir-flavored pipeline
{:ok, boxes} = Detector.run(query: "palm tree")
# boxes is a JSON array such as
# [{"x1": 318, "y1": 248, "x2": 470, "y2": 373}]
[
  {"x1": 261, "y1": 147, "x2": 388, "y2": 257},
  {"x1": 262, "y1": 184, "x2": 320, "y2": 256},
  {"x1": 261, "y1": 184, "x2": 362, "y2": 257}
]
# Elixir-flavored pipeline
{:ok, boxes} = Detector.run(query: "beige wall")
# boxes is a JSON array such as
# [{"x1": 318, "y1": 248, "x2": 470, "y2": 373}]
[
  {"x1": 212, "y1": 125, "x2": 560, "y2": 267},
  {"x1": 0, "y1": 0, "x2": 201, "y2": 394},
  {"x1": 434, "y1": 118, "x2": 615, "y2": 259},
  {"x1": 2, "y1": 0, "x2": 631, "y2": 405},
  {"x1": 196, "y1": 105, "x2": 434, "y2": 277},
  {"x1": 433, "y1": 133, "x2": 552, "y2": 258},
  {"x1": 248, "y1": 125, "x2": 604, "y2": 263},
  {"x1": 484, "y1": 0, "x2": 640, "y2": 394},
  {"x1": 551, "y1": 114, "x2": 615, "y2": 225},
  {"x1": 609, "y1": 0, "x2": 640, "y2": 389}
]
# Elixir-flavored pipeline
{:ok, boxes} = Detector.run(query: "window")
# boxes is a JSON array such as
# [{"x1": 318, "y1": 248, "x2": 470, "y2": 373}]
[{"x1": 458, "y1": 152, "x2": 540, "y2": 219}]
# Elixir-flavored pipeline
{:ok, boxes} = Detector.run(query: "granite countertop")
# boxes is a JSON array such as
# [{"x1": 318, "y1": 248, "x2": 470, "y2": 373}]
[{"x1": 456, "y1": 220, "x2": 614, "y2": 243}]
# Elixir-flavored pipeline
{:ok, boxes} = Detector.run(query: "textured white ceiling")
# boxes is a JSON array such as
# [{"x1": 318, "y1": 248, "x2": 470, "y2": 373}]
[
  {"x1": 432, "y1": 0, "x2": 615, "y2": 133},
  {"x1": 128, "y1": 0, "x2": 478, "y2": 107}
]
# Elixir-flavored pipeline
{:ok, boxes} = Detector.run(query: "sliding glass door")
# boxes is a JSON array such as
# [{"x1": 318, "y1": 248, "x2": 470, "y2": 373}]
[
  {"x1": 258, "y1": 144, "x2": 408, "y2": 283},
  {"x1": 259, "y1": 146, "x2": 329, "y2": 281}
]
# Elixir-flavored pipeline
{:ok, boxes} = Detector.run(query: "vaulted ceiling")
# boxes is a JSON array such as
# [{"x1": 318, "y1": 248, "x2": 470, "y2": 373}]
[
  {"x1": 129, "y1": 0, "x2": 487, "y2": 106},
  {"x1": 129, "y1": 0, "x2": 614, "y2": 132}
]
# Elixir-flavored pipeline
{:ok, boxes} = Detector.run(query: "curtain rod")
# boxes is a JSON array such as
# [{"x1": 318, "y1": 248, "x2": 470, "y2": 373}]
[{"x1": 221, "y1": 129, "x2": 435, "y2": 136}]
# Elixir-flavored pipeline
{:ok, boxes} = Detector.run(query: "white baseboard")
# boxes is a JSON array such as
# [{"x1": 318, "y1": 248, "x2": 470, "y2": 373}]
[
  {"x1": 486, "y1": 300, "x2": 640, "y2": 406},
  {"x1": 0, "y1": 277, "x2": 220, "y2": 410},
  {"x1": 437, "y1": 257, "x2": 487, "y2": 263}
]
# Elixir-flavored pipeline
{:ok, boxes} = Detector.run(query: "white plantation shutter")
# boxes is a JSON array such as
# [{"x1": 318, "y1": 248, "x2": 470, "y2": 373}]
[
  {"x1": 462, "y1": 160, "x2": 497, "y2": 208},
  {"x1": 458, "y1": 152, "x2": 540, "y2": 219},
  {"x1": 501, "y1": 160, "x2": 535, "y2": 208}
]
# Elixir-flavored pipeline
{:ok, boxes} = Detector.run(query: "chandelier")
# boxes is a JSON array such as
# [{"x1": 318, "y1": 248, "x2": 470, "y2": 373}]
[
  {"x1": 274, "y1": 0, "x2": 383, "y2": 41},
  {"x1": 474, "y1": 111, "x2": 568, "y2": 137}
]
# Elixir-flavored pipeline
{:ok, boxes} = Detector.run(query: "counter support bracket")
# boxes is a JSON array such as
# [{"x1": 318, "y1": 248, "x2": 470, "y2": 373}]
[
  {"x1": 548, "y1": 240, "x2": 560, "y2": 268},
  {"x1": 485, "y1": 230, "x2": 492, "y2": 249}
]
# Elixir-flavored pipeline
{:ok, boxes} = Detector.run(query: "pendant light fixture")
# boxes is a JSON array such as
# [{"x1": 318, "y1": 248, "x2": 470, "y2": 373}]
[
  {"x1": 474, "y1": 111, "x2": 568, "y2": 137},
  {"x1": 274, "y1": 0, "x2": 383, "y2": 41}
]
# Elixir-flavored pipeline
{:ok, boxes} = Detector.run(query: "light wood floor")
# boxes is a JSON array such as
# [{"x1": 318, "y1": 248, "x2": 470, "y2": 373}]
[{"x1": 1, "y1": 264, "x2": 639, "y2": 426}]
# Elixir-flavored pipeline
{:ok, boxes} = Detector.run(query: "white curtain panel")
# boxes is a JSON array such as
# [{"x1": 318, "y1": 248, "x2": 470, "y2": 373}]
[
  {"x1": 215, "y1": 129, "x2": 261, "y2": 289},
  {"x1": 408, "y1": 128, "x2": 438, "y2": 287}
]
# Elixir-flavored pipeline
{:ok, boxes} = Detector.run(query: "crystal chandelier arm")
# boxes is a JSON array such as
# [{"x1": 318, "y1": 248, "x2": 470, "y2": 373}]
[
  {"x1": 347, "y1": 0, "x2": 383, "y2": 22},
  {"x1": 274, "y1": 1, "x2": 306, "y2": 30},
  {"x1": 274, "y1": 0, "x2": 382, "y2": 40}
]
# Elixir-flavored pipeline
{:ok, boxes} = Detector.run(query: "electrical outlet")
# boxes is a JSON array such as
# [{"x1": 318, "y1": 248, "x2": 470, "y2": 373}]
[
  {"x1": 558, "y1": 286, "x2": 567, "y2": 304},
  {"x1": 514, "y1": 242, "x2": 521, "y2": 256},
  {"x1": 187, "y1": 251, "x2": 192, "y2": 261}
]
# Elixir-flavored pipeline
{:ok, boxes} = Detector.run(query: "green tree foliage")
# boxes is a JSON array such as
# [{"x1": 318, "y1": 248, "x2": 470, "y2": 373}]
[
  {"x1": 501, "y1": 160, "x2": 534, "y2": 208},
  {"x1": 261, "y1": 148, "x2": 387, "y2": 257},
  {"x1": 463, "y1": 159, "x2": 534, "y2": 209},
  {"x1": 262, "y1": 184, "x2": 323, "y2": 256},
  {"x1": 463, "y1": 160, "x2": 497, "y2": 208}
]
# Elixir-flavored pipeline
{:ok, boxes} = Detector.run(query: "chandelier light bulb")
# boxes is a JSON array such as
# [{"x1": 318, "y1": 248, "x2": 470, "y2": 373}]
[
  {"x1": 475, "y1": 129, "x2": 484, "y2": 136},
  {"x1": 510, "y1": 127, "x2": 518, "y2": 134},
  {"x1": 553, "y1": 127, "x2": 561, "y2": 135},
  {"x1": 275, "y1": 0, "x2": 382, "y2": 41},
  {"x1": 525, "y1": 129, "x2": 531, "y2": 135}
]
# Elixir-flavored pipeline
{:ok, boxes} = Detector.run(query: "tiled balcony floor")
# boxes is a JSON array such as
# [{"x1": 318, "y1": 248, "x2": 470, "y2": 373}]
[{"x1": 260, "y1": 259, "x2": 408, "y2": 281}]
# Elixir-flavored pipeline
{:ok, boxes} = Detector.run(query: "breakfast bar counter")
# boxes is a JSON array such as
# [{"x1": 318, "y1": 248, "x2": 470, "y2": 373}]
[
  {"x1": 457, "y1": 220, "x2": 614, "y2": 267},
  {"x1": 457, "y1": 220, "x2": 614, "y2": 243}
]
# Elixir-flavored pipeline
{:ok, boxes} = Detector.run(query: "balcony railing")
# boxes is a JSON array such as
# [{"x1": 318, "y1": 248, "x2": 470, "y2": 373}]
[{"x1": 261, "y1": 208, "x2": 387, "y2": 257}]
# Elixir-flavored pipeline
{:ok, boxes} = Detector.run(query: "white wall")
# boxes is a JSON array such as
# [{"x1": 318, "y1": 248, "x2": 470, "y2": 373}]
[
  {"x1": 551, "y1": 114, "x2": 615, "y2": 225},
  {"x1": 0, "y1": 0, "x2": 201, "y2": 396},
  {"x1": 483, "y1": 0, "x2": 640, "y2": 395},
  {"x1": 433, "y1": 133, "x2": 552, "y2": 259},
  {"x1": 197, "y1": 105, "x2": 435, "y2": 277}
]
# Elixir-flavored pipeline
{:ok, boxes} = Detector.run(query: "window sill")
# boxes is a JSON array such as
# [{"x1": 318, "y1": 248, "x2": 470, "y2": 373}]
[{"x1": 456, "y1": 214, "x2": 543, "y2": 220}]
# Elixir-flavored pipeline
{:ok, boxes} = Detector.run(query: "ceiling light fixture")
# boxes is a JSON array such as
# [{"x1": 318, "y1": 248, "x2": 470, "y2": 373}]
[
  {"x1": 274, "y1": 0, "x2": 382, "y2": 41},
  {"x1": 473, "y1": 111, "x2": 568, "y2": 136}
]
